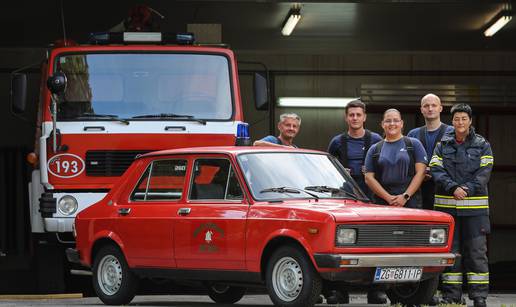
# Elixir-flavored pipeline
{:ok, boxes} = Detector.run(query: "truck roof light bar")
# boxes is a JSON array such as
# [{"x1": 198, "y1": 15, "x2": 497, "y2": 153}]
[{"x1": 89, "y1": 32, "x2": 195, "y2": 45}]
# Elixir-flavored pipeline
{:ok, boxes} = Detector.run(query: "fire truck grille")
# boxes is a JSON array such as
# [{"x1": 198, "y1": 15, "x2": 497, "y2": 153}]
[
  {"x1": 85, "y1": 150, "x2": 151, "y2": 176},
  {"x1": 336, "y1": 224, "x2": 448, "y2": 247}
]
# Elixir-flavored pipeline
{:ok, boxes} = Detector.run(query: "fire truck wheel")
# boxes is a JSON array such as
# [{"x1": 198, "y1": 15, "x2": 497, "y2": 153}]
[
  {"x1": 92, "y1": 244, "x2": 138, "y2": 305},
  {"x1": 385, "y1": 275, "x2": 439, "y2": 305},
  {"x1": 205, "y1": 283, "x2": 246, "y2": 304},
  {"x1": 266, "y1": 245, "x2": 322, "y2": 307}
]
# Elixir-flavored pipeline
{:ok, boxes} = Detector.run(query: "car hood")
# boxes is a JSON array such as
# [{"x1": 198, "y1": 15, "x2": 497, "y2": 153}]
[{"x1": 301, "y1": 199, "x2": 453, "y2": 224}]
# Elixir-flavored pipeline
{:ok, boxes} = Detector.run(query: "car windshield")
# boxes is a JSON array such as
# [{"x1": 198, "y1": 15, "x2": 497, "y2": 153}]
[
  {"x1": 237, "y1": 152, "x2": 368, "y2": 201},
  {"x1": 54, "y1": 53, "x2": 232, "y2": 121}
]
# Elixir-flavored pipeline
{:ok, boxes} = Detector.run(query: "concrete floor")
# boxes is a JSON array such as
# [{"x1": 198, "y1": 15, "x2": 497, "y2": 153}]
[{"x1": 0, "y1": 293, "x2": 515, "y2": 307}]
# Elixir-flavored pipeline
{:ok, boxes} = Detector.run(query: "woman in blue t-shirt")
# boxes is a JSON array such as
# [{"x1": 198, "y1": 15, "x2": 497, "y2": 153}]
[{"x1": 364, "y1": 109, "x2": 427, "y2": 208}]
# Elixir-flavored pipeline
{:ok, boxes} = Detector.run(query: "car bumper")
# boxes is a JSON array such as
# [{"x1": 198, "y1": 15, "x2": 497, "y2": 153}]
[
  {"x1": 66, "y1": 248, "x2": 81, "y2": 264},
  {"x1": 314, "y1": 253, "x2": 455, "y2": 268}
]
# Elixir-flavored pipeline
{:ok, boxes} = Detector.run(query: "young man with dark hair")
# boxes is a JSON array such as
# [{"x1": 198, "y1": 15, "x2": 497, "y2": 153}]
[
  {"x1": 327, "y1": 99, "x2": 385, "y2": 305},
  {"x1": 328, "y1": 99, "x2": 382, "y2": 197}
]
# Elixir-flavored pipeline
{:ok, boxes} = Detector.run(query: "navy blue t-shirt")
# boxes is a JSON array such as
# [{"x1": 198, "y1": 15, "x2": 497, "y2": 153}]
[
  {"x1": 365, "y1": 137, "x2": 427, "y2": 187},
  {"x1": 407, "y1": 125, "x2": 453, "y2": 160},
  {"x1": 327, "y1": 132, "x2": 382, "y2": 176}
]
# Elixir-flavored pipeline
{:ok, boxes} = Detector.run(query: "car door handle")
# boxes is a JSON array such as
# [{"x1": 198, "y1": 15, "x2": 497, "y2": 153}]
[
  {"x1": 177, "y1": 208, "x2": 191, "y2": 216},
  {"x1": 118, "y1": 208, "x2": 131, "y2": 216}
]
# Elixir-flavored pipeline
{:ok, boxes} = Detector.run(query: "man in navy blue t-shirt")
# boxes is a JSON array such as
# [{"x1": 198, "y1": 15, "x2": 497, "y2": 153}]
[
  {"x1": 328, "y1": 99, "x2": 382, "y2": 197},
  {"x1": 327, "y1": 100, "x2": 386, "y2": 305},
  {"x1": 407, "y1": 94, "x2": 453, "y2": 210},
  {"x1": 254, "y1": 113, "x2": 300, "y2": 147}
]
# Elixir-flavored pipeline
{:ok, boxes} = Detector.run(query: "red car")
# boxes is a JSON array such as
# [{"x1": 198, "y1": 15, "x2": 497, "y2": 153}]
[{"x1": 69, "y1": 147, "x2": 455, "y2": 306}]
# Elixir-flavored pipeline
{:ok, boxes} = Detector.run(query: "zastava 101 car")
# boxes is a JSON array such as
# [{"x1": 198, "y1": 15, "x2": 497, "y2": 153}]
[{"x1": 68, "y1": 146, "x2": 455, "y2": 307}]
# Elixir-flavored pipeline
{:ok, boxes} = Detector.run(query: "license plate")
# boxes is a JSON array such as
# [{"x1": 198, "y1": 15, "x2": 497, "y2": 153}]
[{"x1": 374, "y1": 267, "x2": 422, "y2": 283}]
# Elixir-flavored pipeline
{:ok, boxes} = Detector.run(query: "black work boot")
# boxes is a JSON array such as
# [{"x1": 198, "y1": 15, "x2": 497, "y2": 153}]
[
  {"x1": 428, "y1": 295, "x2": 440, "y2": 306},
  {"x1": 367, "y1": 290, "x2": 387, "y2": 304},
  {"x1": 473, "y1": 298, "x2": 487, "y2": 307},
  {"x1": 325, "y1": 290, "x2": 349, "y2": 304}
]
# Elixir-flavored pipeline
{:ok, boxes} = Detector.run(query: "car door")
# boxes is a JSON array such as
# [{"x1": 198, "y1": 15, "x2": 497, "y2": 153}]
[
  {"x1": 174, "y1": 155, "x2": 249, "y2": 270},
  {"x1": 114, "y1": 157, "x2": 189, "y2": 268}
]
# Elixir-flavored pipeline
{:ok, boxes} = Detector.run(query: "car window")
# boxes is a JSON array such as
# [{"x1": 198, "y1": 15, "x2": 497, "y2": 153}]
[
  {"x1": 189, "y1": 158, "x2": 243, "y2": 201},
  {"x1": 130, "y1": 159, "x2": 187, "y2": 201}
]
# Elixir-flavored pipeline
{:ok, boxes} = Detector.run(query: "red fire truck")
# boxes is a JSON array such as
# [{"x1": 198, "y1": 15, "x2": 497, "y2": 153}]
[{"x1": 10, "y1": 32, "x2": 264, "y2": 292}]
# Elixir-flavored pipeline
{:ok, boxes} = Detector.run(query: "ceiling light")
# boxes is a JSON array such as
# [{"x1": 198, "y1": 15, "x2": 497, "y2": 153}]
[
  {"x1": 281, "y1": 8, "x2": 301, "y2": 36},
  {"x1": 484, "y1": 10, "x2": 512, "y2": 37},
  {"x1": 277, "y1": 97, "x2": 357, "y2": 108}
]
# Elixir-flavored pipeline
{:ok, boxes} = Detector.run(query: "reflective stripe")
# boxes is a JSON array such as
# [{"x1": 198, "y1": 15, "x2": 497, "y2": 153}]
[
  {"x1": 467, "y1": 272, "x2": 489, "y2": 284},
  {"x1": 434, "y1": 195, "x2": 489, "y2": 209},
  {"x1": 442, "y1": 273, "x2": 463, "y2": 284},
  {"x1": 429, "y1": 155, "x2": 443, "y2": 167},
  {"x1": 480, "y1": 155, "x2": 494, "y2": 167}
]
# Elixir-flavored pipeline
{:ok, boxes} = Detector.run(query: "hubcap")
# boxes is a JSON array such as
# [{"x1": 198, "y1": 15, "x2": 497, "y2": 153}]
[
  {"x1": 97, "y1": 254, "x2": 123, "y2": 295},
  {"x1": 272, "y1": 256, "x2": 303, "y2": 302}
]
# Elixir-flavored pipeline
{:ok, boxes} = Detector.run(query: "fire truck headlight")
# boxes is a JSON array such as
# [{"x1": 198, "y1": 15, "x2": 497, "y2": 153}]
[
  {"x1": 429, "y1": 228, "x2": 446, "y2": 244},
  {"x1": 58, "y1": 195, "x2": 78, "y2": 216}
]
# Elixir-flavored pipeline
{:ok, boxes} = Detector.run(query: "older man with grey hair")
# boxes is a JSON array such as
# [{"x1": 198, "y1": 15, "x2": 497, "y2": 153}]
[{"x1": 254, "y1": 113, "x2": 301, "y2": 147}]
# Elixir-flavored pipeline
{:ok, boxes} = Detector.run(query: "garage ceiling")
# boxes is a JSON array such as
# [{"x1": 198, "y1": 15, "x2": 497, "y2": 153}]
[{"x1": 2, "y1": 1, "x2": 515, "y2": 52}]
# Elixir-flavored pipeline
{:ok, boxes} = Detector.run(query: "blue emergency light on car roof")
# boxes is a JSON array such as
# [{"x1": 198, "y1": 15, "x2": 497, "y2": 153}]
[
  {"x1": 236, "y1": 122, "x2": 251, "y2": 146},
  {"x1": 89, "y1": 32, "x2": 195, "y2": 45}
]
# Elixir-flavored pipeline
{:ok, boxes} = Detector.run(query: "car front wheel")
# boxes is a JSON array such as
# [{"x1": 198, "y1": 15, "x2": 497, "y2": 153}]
[
  {"x1": 266, "y1": 245, "x2": 322, "y2": 307},
  {"x1": 386, "y1": 275, "x2": 439, "y2": 305},
  {"x1": 92, "y1": 244, "x2": 138, "y2": 305},
  {"x1": 206, "y1": 283, "x2": 246, "y2": 304}
]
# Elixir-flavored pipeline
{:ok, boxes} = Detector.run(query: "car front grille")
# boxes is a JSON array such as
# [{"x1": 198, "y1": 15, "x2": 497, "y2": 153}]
[
  {"x1": 85, "y1": 150, "x2": 150, "y2": 176},
  {"x1": 336, "y1": 224, "x2": 448, "y2": 247}
]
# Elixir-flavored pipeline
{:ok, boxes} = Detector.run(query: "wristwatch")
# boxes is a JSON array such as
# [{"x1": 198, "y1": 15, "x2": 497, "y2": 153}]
[{"x1": 403, "y1": 193, "x2": 411, "y2": 201}]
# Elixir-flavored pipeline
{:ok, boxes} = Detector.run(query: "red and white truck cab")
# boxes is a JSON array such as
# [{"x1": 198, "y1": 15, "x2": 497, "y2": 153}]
[{"x1": 11, "y1": 32, "x2": 259, "y2": 239}]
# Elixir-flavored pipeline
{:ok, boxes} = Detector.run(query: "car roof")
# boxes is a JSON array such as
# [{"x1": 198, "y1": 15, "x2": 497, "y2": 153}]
[{"x1": 138, "y1": 146, "x2": 326, "y2": 159}]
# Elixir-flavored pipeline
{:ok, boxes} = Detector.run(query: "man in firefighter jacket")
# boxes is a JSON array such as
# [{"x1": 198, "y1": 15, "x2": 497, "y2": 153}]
[{"x1": 430, "y1": 103, "x2": 493, "y2": 307}]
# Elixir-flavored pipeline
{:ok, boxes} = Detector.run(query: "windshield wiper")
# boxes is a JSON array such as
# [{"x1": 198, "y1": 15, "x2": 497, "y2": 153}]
[
  {"x1": 75, "y1": 113, "x2": 129, "y2": 125},
  {"x1": 260, "y1": 186, "x2": 319, "y2": 199},
  {"x1": 304, "y1": 185, "x2": 365, "y2": 201},
  {"x1": 132, "y1": 113, "x2": 206, "y2": 125}
]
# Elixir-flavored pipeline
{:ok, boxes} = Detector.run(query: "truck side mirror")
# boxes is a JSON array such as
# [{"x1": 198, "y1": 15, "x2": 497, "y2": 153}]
[
  {"x1": 47, "y1": 72, "x2": 67, "y2": 95},
  {"x1": 253, "y1": 72, "x2": 269, "y2": 111},
  {"x1": 11, "y1": 73, "x2": 27, "y2": 113}
]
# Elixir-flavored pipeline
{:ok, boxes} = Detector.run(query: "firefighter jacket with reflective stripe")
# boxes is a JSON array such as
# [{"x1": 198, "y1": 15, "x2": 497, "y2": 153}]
[{"x1": 429, "y1": 128, "x2": 493, "y2": 216}]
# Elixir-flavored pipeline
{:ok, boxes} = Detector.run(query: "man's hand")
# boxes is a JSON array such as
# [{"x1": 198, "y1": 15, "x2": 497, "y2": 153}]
[
  {"x1": 423, "y1": 167, "x2": 432, "y2": 181},
  {"x1": 453, "y1": 187, "x2": 468, "y2": 200}
]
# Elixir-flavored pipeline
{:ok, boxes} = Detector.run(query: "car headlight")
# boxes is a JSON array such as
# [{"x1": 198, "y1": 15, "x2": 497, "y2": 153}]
[
  {"x1": 336, "y1": 228, "x2": 357, "y2": 245},
  {"x1": 429, "y1": 228, "x2": 446, "y2": 244},
  {"x1": 57, "y1": 195, "x2": 78, "y2": 216}
]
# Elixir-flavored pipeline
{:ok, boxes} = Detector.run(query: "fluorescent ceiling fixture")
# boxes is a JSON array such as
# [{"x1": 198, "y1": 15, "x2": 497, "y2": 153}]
[
  {"x1": 278, "y1": 97, "x2": 357, "y2": 108},
  {"x1": 484, "y1": 11, "x2": 512, "y2": 37},
  {"x1": 281, "y1": 8, "x2": 301, "y2": 36}
]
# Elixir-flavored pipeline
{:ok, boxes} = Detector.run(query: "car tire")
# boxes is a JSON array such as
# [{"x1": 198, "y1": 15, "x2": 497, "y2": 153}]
[
  {"x1": 206, "y1": 283, "x2": 246, "y2": 304},
  {"x1": 386, "y1": 275, "x2": 439, "y2": 305},
  {"x1": 92, "y1": 244, "x2": 138, "y2": 305},
  {"x1": 266, "y1": 245, "x2": 322, "y2": 307}
]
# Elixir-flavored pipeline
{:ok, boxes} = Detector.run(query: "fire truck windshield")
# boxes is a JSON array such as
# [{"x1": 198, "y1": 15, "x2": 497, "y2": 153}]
[{"x1": 54, "y1": 53, "x2": 233, "y2": 121}]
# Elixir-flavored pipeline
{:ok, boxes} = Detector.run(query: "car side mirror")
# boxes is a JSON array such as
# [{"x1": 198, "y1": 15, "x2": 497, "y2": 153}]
[
  {"x1": 253, "y1": 72, "x2": 269, "y2": 111},
  {"x1": 47, "y1": 72, "x2": 67, "y2": 95},
  {"x1": 11, "y1": 73, "x2": 27, "y2": 113}
]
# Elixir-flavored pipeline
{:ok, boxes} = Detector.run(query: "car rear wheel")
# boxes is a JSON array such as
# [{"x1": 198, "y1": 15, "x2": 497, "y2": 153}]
[
  {"x1": 92, "y1": 244, "x2": 138, "y2": 305},
  {"x1": 266, "y1": 245, "x2": 322, "y2": 307},
  {"x1": 386, "y1": 275, "x2": 439, "y2": 305},
  {"x1": 206, "y1": 283, "x2": 246, "y2": 304}
]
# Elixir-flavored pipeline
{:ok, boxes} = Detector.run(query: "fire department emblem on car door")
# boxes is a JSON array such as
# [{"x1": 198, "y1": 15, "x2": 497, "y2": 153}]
[{"x1": 193, "y1": 223, "x2": 225, "y2": 253}]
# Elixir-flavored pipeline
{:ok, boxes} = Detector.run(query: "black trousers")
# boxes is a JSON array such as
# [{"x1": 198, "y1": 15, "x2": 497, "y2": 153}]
[
  {"x1": 420, "y1": 180, "x2": 435, "y2": 210},
  {"x1": 441, "y1": 215, "x2": 490, "y2": 301}
]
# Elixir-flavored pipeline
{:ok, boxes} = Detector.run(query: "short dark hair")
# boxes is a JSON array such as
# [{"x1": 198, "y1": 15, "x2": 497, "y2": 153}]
[
  {"x1": 345, "y1": 99, "x2": 366, "y2": 114},
  {"x1": 450, "y1": 103, "x2": 472, "y2": 119}
]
